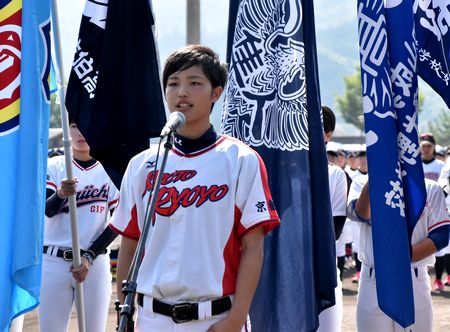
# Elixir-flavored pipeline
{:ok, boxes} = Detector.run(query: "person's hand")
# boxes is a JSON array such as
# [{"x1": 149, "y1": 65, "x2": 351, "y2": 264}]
[
  {"x1": 207, "y1": 316, "x2": 243, "y2": 332},
  {"x1": 57, "y1": 178, "x2": 78, "y2": 199},
  {"x1": 70, "y1": 256, "x2": 90, "y2": 283}
]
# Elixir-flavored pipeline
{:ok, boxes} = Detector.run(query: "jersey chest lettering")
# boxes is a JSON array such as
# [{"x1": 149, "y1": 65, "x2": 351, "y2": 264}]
[
  {"x1": 60, "y1": 183, "x2": 110, "y2": 212},
  {"x1": 142, "y1": 169, "x2": 229, "y2": 219}
]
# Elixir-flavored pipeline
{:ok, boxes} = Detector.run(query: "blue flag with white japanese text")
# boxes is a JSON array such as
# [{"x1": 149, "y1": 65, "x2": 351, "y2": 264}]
[
  {"x1": 414, "y1": 1, "x2": 450, "y2": 108},
  {"x1": 357, "y1": 0, "x2": 426, "y2": 327},
  {"x1": 0, "y1": 0, "x2": 50, "y2": 330},
  {"x1": 223, "y1": 0, "x2": 336, "y2": 330}
]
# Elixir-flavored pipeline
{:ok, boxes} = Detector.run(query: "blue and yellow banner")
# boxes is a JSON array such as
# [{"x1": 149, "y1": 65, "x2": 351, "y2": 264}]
[{"x1": 0, "y1": 0, "x2": 50, "y2": 329}]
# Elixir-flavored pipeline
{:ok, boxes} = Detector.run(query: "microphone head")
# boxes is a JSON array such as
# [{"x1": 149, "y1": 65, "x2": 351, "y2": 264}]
[
  {"x1": 160, "y1": 111, "x2": 186, "y2": 137},
  {"x1": 170, "y1": 111, "x2": 186, "y2": 131}
]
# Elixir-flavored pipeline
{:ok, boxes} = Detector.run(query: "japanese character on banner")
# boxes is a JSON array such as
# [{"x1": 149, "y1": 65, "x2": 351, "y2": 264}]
[
  {"x1": 390, "y1": 40, "x2": 416, "y2": 108},
  {"x1": 397, "y1": 132, "x2": 420, "y2": 165},
  {"x1": 418, "y1": 48, "x2": 431, "y2": 62},
  {"x1": 358, "y1": 2, "x2": 393, "y2": 112},
  {"x1": 384, "y1": 163, "x2": 407, "y2": 217},
  {"x1": 72, "y1": 39, "x2": 98, "y2": 99},
  {"x1": 81, "y1": 73, "x2": 98, "y2": 99},
  {"x1": 417, "y1": 47, "x2": 450, "y2": 85},
  {"x1": 413, "y1": 0, "x2": 450, "y2": 41}
]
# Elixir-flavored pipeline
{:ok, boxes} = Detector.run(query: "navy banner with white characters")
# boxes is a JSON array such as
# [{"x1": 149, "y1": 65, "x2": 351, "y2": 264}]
[
  {"x1": 65, "y1": 0, "x2": 166, "y2": 189},
  {"x1": 414, "y1": 0, "x2": 450, "y2": 108},
  {"x1": 357, "y1": 0, "x2": 426, "y2": 328},
  {"x1": 223, "y1": 0, "x2": 336, "y2": 331}
]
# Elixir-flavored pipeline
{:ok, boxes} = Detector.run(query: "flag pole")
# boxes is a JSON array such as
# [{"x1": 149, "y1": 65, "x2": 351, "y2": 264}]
[{"x1": 50, "y1": 1, "x2": 86, "y2": 331}]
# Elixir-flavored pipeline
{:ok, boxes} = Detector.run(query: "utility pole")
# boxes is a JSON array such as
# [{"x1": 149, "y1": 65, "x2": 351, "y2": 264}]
[{"x1": 186, "y1": 0, "x2": 200, "y2": 45}]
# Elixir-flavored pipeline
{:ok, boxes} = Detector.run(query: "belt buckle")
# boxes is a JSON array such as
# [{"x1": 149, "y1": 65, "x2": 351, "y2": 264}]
[
  {"x1": 171, "y1": 303, "x2": 194, "y2": 324},
  {"x1": 62, "y1": 250, "x2": 73, "y2": 261}
]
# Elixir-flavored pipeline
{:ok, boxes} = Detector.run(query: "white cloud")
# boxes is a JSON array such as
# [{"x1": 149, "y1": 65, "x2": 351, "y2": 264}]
[{"x1": 314, "y1": 1, "x2": 357, "y2": 31}]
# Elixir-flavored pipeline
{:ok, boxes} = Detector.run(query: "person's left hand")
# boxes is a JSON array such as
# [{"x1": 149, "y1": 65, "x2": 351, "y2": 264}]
[
  {"x1": 70, "y1": 256, "x2": 90, "y2": 283},
  {"x1": 207, "y1": 317, "x2": 243, "y2": 332}
]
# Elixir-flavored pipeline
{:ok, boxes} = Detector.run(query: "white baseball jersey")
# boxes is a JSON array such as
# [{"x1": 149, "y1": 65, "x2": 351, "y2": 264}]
[
  {"x1": 423, "y1": 158, "x2": 444, "y2": 182},
  {"x1": 317, "y1": 164, "x2": 347, "y2": 332},
  {"x1": 347, "y1": 176, "x2": 450, "y2": 268},
  {"x1": 110, "y1": 135, "x2": 280, "y2": 302},
  {"x1": 436, "y1": 160, "x2": 450, "y2": 255},
  {"x1": 328, "y1": 163, "x2": 347, "y2": 218},
  {"x1": 344, "y1": 165, "x2": 360, "y2": 180},
  {"x1": 438, "y1": 159, "x2": 450, "y2": 209},
  {"x1": 45, "y1": 156, "x2": 119, "y2": 249}
]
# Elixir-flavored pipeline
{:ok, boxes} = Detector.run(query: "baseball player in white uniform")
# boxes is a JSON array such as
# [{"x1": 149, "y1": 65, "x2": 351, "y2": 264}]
[
  {"x1": 111, "y1": 45, "x2": 280, "y2": 332},
  {"x1": 419, "y1": 132, "x2": 447, "y2": 290},
  {"x1": 318, "y1": 106, "x2": 348, "y2": 332},
  {"x1": 435, "y1": 158, "x2": 450, "y2": 289},
  {"x1": 39, "y1": 120, "x2": 118, "y2": 332},
  {"x1": 347, "y1": 176, "x2": 450, "y2": 332},
  {"x1": 420, "y1": 133, "x2": 445, "y2": 182}
]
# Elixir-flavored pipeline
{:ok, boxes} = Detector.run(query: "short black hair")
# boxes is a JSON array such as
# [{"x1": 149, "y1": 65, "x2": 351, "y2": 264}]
[
  {"x1": 162, "y1": 45, "x2": 228, "y2": 91},
  {"x1": 322, "y1": 105, "x2": 336, "y2": 134}
]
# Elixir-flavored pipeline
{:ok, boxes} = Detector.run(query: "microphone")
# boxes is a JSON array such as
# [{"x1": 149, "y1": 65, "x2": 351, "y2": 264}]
[{"x1": 160, "y1": 111, "x2": 186, "y2": 137}]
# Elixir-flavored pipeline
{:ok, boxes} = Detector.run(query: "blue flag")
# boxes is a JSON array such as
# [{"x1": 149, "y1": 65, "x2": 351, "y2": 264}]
[
  {"x1": 357, "y1": 0, "x2": 426, "y2": 327},
  {"x1": 65, "y1": 0, "x2": 166, "y2": 188},
  {"x1": 223, "y1": 1, "x2": 336, "y2": 330},
  {"x1": 414, "y1": 1, "x2": 450, "y2": 108},
  {"x1": 0, "y1": 0, "x2": 51, "y2": 330}
]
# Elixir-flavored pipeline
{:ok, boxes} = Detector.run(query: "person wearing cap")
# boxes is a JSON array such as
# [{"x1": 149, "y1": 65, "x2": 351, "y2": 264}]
[
  {"x1": 326, "y1": 142, "x2": 342, "y2": 165},
  {"x1": 318, "y1": 106, "x2": 348, "y2": 332},
  {"x1": 347, "y1": 175, "x2": 450, "y2": 331},
  {"x1": 420, "y1": 133, "x2": 444, "y2": 182},
  {"x1": 436, "y1": 145, "x2": 450, "y2": 291},
  {"x1": 344, "y1": 150, "x2": 360, "y2": 180},
  {"x1": 420, "y1": 133, "x2": 448, "y2": 291},
  {"x1": 348, "y1": 148, "x2": 367, "y2": 284},
  {"x1": 435, "y1": 145, "x2": 447, "y2": 163}
]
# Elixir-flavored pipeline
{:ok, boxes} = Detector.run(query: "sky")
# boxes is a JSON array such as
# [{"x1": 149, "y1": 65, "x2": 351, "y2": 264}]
[
  {"x1": 55, "y1": 0, "x2": 229, "y2": 79},
  {"x1": 54, "y1": 0, "x2": 446, "y2": 133}
]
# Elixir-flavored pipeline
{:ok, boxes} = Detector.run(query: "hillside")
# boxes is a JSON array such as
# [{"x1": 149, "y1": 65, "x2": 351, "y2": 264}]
[{"x1": 313, "y1": 0, "x2": 448, "y2": 135}]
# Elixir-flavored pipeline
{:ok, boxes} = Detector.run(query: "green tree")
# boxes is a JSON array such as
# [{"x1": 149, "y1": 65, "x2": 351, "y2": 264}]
[
  {"x1": 336, "y1": 67, "x2": 425, "y2": 131},
  {"x1": 336, "y1": 67, "x2": 364, "y2": 131},
  {"x1": 427, "y1": 109, "x2": 450, "y2": 146}
]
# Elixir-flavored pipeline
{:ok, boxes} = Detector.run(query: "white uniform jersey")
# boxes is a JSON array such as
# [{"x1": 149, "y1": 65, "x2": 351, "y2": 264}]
[
  {"x1": 110, "y1": 135, "x2": 280, "y2": 302},
  {"x1": 438, "y1": 159, "x2": 450, "y2": 210},
  {"x1": 436, "y1": 160, "x2": 450, "y2": 255},
  {"x1": 344, "y1": 165, "x2": 359, "y2": 180},
  {"x1": 45, "y1": 156, "x2": 119, "y2": 249},
  {"x1": 328, "y1": 163, "x2": 347, "y2": 218},
  {"x1": 348, "y1": 176, "x2": 450, "y2": 268},
  {"x1": 423, "y1": 158, "x2": 444, "y2": 182}
]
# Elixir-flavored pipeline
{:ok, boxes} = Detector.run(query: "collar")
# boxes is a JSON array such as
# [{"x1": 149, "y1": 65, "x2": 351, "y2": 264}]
[
  {"x1": 174, "y1": 126, "x2": 219, "y2": 155},
  {"x1": 423, "y1": 158, "x2": 435, "y2": 165},
  {"x1": 74, "y1": 158, "x2": 97, "y2": 169}
]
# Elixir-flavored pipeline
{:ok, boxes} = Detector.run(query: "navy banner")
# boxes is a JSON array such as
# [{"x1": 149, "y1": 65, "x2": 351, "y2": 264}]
[
  {"x1": 65, "y1": 0, "x2": 166, "y2": 188},
  {"x1": 414, "y1": 1, "x2": 450, "y2": 108},
  {"x1": 223, "y1": 0, "x2": 336, "y2": 330}
]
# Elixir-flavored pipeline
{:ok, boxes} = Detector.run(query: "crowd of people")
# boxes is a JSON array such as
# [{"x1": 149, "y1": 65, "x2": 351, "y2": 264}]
[
  {"x1": 323, "y1": 111, "x2": 450, "y2": 331},
  {"x1": 11, "y1": 45, "x2": 449, "y2": 331}
]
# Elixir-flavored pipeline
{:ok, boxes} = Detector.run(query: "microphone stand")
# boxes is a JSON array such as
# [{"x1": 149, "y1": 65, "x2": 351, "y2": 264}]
[{"x1": 117, "y1": 133, "x2": 174, "y2": 332}]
